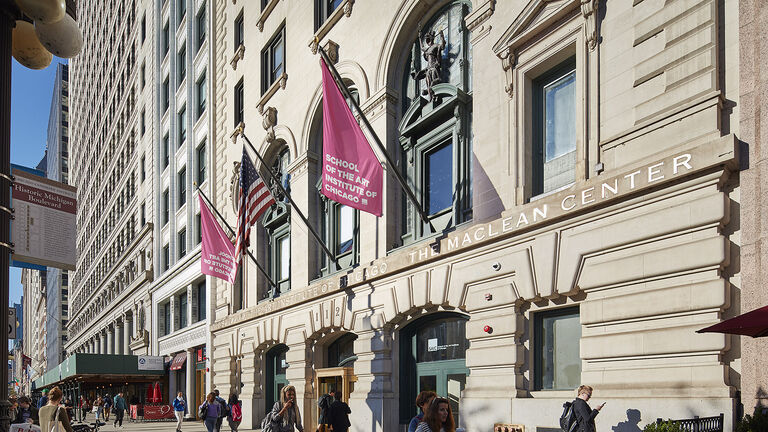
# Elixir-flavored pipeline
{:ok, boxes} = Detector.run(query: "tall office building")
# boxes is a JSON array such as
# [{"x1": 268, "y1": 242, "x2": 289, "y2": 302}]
[
  {"x1": 148, "y1": 0, "x2": 214, "y2": 411},
  {"x1": 66, "y1": 0, "x2": 154, "y2": 360},
  {"x1": 44, "y1": 63, "x2": 70, "y2": 369},
  {"x1": 209, "y1": 1, "x2": 744, "y2": 431},
  {"x1": 21, "y1": 267, "x2": 46, "y2": 381}
]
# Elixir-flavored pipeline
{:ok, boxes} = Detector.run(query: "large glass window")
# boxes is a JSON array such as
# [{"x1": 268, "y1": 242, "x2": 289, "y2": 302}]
[
  {"x1": 277, "y1": 234, "x2": 290, "y2": 282},
  {"x1": 534, "y1": 306, "x2": 581, "y2": 390},
  {"x1": 263, "y1": 148, "x2": 291, "y2": 297},
  {"x1": 196, "y1": 281, "x2": 206, "y2": 321},
  {"x1": 261, "y1": 25, "x2": 285, "y2": 93},
  {"x1": 314, "y1": 0, "x2": 344, "y2": 30},
  {"x1": 398, "y1": 1, "x2": 472, "y2": 245},
  {"x1": 532, "y1": 57, "x2": 577, "y2": 196},
  {"x1": 160, "y1": 301, "x2": 171, "y2": 335},
  {"x1": 178, "y1": 291, "x2": 188, "y2": 328},
  {"x1": 327, "y1": 333, "x2": 357, "y2": 367},
  {"x1": 235, "y1": 11, "x2": 244, "y2": 48}
]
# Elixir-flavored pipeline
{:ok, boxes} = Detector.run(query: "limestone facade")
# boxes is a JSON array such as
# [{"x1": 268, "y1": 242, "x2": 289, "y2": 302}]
[{"x1": 209, "y1": 1, "x2": 743, "y2": 431}]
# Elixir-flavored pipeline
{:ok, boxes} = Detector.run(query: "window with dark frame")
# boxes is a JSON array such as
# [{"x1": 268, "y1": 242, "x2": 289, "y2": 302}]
[
  {"x1": 178, "y1": 167, "x2": 186, "y2": 208},
  {"x1": 178, "y1": 228, "x2": 187, "y2": 259},
  {"x1": 314, "y1": 0, "x2": 344, "y2": 31},
  {"x1": 197, "y1": 72, "x2": 206, "y2": 119},
  {"x1": 140, "y1": 62, "x2": 145, "y2": 88},
  {"x1": 235, "y1": 11, "x2": 244, "y2": 49},
  {"x1": 163, "y1": 21, "x2": 169, "y2": 56},
  {"x1": 178, "y1": 290, "x2": 187, "y2": 328},
  {"x1": 140, "y1": 109, "x2": 146, "y2": 135},
  {"x1": 163, "y1": 134, "x2": 170, "y2": 168},
  {"x1": 197, "y1": 140, "x2": 207, "y2": 184},
  {"x1": 141, "y1": 15, "x2": 146, "y2": 43},
  {"x1": 196, "y1": 281, "x2": 206, "y2": 321},
  {"x1": 261, "y1": 25, "x2": 285, "y2": 94},
  {"x1": 163, "y1": 189, "x2": 169, "y2": 225},
  {"x1": 234, "y1": 78, "x2": 244, "y2": 126},
  {"x1": 178, "y1": 105, "x2": 187, "y2": 144},
  {"x1": 178, "y1": 44, "x2": 186, "y2": 84},
  {"x1": 140, "y1": 155, "x2": 146, "y2": 181},
  {"x1": 177, "y1": 0, "x2": 186, "y2": 24},
  {"x1": 533, "y1": 306, "x2": 581, "y2": 391},
  {"x1": 532, "y1": 56, "x2": 577, "y2": 197},
  {"x1": 195, "y1": 213, "x2": 202, "y2": 245},
  {"x1": 162, "y1": 244, "x2": 170, "y2": 272},
  {"x1": 163, "y1": 77, "x2": 170, "y2": 112},
  {"x1": 260, "y1": 0, "x2": 269, "y2": 10},
  {"x1": 141, "y1": 202, "x2": 146, "y2": 226},
  {"x1": 196, "y1": 3, "x2": 206, "y2": 52}
]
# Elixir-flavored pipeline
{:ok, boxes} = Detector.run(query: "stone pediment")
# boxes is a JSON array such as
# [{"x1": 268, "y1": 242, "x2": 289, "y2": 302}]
[{"x1": 492, "y1": 0, "x2": 580, "y2": 56}]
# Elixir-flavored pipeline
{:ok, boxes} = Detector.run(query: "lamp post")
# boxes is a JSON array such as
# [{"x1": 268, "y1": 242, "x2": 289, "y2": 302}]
[{"x1": 0, "y1": 1, "x2": 81, "y2": 431}]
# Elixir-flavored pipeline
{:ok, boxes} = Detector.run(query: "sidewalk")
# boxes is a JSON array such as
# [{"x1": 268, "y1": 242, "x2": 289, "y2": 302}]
[{"x1": 74, "y1": 413, "x2": 261, "y2": 432}]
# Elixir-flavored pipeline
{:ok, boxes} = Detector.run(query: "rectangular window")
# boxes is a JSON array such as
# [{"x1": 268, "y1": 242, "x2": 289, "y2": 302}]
[
  {"x1": 140, "y1": 155, "x2": 146, "y2": 181},
  {"x1": 177, "y1": 0, "x2": 186, "y2": 24},
  {"x1": 140, "y1": 62, "x2": 145, "y2": 89},
  {"x1": 163, "y1": 244, "x2": 170, "y2": 271},
  {"x1": 277, "y1": 234, "x2": 290, "y2": 282},
  {"x1": 179, "y1": 291, "x2": 188, "y2": 328},
  {"x1": 195, "y1": 213, "x2": 202, "y2": 245},
  {"x1": 141, "y1": 15, "x2": 146, "y2": 43},
  {"x1": 261, "y1": 25, "x2": 285, "y2": 94},
  {"x1": 163, "y1": 134, "x2": 170, "y2": 168},
  {"x1": 178, "y1": 167, "x2": 186, "y2": 208},
  {"x1": 178, "y1": 228, "x2": 187, "y2": 258},
  {"x1": 235, "y1": 11, "x2": 244, "y2": 48},
  {"x1": 197, "y1": 140, "x2": 206, "y2": 184},
  {"x1": 532, "y1": 57, "x2": 577, "y2": 196},
  {"x1": 177, "y1": 45, "x2": 186, "y2": 83},
  {"x1": 178, "y1": 105, "x2": 186, "y2": 144},
  {"x1": 261, "y1": 0, "x2": 269, "y2": 10},
  {"x1": 196, "y1": 73, "x2": 206, "y2": 119},
  {"x1": 163, "y1": 189, "x2": 169, "y2": 225},
  {"x1": 163, "y1": 22, "x2": 169, "y2": 56},
  {"x1": 163, "y1": 301, "x2": 171, "y2": 334},
  {"x1": 425, "y1": 141, "x2": 454, "y2": 215},
  {"x1": 140, "y1": 202, "x2": 146, "y2": 226},
  {"x1": 315, "y1": 0, "x2": 344, "y2": 31},
  {"x1": 534, "y1": 306, "x2": 581, "y2": 390},
  {"x1": 234, "y1": 79, "x2": 244, "y2": 126},
  {"x1": 197, "y1": 281, "x2": 206, "y2": 321},
  {"x1": 336, "y1": 205, "x2": 354, "y2": 255},
  {"x1": 140, "y1": 109, "x2": 146, "y2": 135},
  {"x1": 163, "y1": 78, "x2": 170, "y2": 112},
  {"x1": 196, "y1": 3, "x2": 206, "y2": 52}
]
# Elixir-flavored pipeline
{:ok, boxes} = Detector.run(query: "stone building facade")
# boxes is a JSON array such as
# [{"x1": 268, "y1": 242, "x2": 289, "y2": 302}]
[{"x1": 208, "y1": 0, "x2": 743, "y2": 431}]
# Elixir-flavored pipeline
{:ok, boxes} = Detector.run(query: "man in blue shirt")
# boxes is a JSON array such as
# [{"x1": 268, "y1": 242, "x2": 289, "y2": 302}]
[{"x1": 36, "y1": 389, "x2": 48, "y2": 410}]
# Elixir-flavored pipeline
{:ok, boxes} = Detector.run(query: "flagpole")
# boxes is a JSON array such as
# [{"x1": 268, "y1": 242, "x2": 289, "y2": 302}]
[
  {"x1": 317, "y1": 45, "x2": 437, "y2": 234},
  {"x1": 195, "y1": 183, "x2": 277, "y2": 290},
  {"x1": 239, "y1": 132, "x2": 340, "y2": 270}
]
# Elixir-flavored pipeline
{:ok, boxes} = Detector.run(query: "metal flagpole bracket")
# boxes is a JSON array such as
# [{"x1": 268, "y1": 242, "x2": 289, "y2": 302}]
[{"x1": 0, "y1": 241, "x2": 13, "y2": 254}]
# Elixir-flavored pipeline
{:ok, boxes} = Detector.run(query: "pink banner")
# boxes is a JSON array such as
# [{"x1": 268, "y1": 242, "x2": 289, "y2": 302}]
[
  {"x1": 199, "y1": 195, "x2": 237, "y2": 283},
  {"x1": 321, "y1": 58, "x2": 383, "y2": 216},
  {"x1": 143, "y1": 405, "x2": 175, "y2": 420}
]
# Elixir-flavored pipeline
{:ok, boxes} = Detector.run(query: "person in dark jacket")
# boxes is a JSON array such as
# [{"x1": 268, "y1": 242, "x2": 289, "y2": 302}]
[
  {"x1": 316, "y1": 392, "x2": 332, "y2": 432},
  {"x1": 12, "y1": 396, "x2": 39, "y2": 425},
  {"x1": 572, "y1": 385, "x2": 605, "y2": 432},
  {"x1": 325, "y1": 389, "x2": 351, "y2": 432}
]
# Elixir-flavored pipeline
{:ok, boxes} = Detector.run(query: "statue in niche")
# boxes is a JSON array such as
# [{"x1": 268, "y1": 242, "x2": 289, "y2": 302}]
[{"x1": 412, "y1": 29, "x2": 446, "y2": 101}]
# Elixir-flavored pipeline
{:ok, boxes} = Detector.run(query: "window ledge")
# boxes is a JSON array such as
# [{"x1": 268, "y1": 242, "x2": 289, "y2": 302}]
[
  {"x1": 528, "y1": 390, "x2": 577, "y2": 399},
  {"x1": 230, "y1": 122, "x2": 245, "y2": 144},
  {"x1": 308, "y1": 0, "x2": 355, "y2": 54},
  {"x1": 257, "y1": 72, "x2": 287, "y2": 114},
  {"x1": 257, "y1": 0, "x2": 281, "y2": 32},
  {"x1": 230, "y1": 44, "x2": 245, "y2": 70}
]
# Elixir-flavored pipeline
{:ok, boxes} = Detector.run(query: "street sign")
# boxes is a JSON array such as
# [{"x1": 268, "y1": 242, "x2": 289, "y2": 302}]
[{"x1": 8, "y1": 308, "x2": 16, "y2": 339}]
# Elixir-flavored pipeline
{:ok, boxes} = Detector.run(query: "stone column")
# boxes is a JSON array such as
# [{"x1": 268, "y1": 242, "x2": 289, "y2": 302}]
[
  {"x1": 348, "y1": 328, "x2": 395, "y2": 432},
  {"x1": 133, "y1": 303, "x2": 140, "y2": 337},
  {"x1": 170, "y1": 295, "x2": 178, "y2": 333},
  {"x1": 106, "y1": 326, "x2": 114, "y2": 355},
  {"x1": 185, "y1": 347, "x2": 195, "y2": 418},
  {"x1": 99, "y1": 333, "x2": 105, "y2": 354},
  {"x1": 123, "y1": 314, "x2": 131, "y2": 355},
  {"x1": 115, "y1": 320, "x2": 124, "y2": 355}
]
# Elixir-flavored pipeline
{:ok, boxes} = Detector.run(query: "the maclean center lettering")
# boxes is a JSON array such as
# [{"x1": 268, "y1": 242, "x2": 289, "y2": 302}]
[
  {"x1": 408, "y1": 153, "x2": 694, "y2": 264},
  {"x1": 324, "y1": 154, "x2": 377, "y2": 206}
]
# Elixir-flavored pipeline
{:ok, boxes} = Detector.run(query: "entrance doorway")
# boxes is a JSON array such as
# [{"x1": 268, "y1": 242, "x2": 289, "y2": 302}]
[
  {"x1": 265, "y1": 344, "x2": 289, "y2": 415},
  {"x1": 400, "y1": 313, "x2": 469, "y2": 428}
]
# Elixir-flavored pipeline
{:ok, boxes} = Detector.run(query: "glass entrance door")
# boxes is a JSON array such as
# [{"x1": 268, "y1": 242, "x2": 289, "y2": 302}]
[
  {"x1": 416, "y1": 361, "x2": 468, "y2": 427},
  {"x1": 266, "y1": 344, "x2": 289, "y2": 415}
]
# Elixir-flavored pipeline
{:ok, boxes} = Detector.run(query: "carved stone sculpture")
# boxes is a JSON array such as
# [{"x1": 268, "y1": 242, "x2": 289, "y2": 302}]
[{"x1": 411, "y1": 30, "x2": 446, "y2": 101}]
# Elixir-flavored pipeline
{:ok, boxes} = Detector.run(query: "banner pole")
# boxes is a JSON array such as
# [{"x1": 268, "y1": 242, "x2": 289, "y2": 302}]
[
  {"x1": 195, "y1": 184, "x2": 277, "y2": 290},
  {"x1": 239, "y1": 132, "x2": 340, "y2": 270},
  {"x1": 317, "y1": 46, "x2": 437, "y2": 235}
]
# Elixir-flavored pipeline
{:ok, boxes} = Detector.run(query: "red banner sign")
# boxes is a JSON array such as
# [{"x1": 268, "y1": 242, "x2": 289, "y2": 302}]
[{"x1": 143, "y1": 405, "x2": 175, "y2": 420}]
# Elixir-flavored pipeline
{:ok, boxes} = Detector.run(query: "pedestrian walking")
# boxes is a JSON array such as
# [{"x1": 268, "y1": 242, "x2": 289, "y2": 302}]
[
  {"x1": 226, "y1": 393, "x2": 242, "y2": 432},
  {"x1": 199, "y1": 392, "x2": 222, "y2": 432},
  {"x1": 78, "y1": 395, "x2": 89, "y2": 422},
  {"x1": 326, "y1": 389, "x2": 351, "y2": 432},
  {"x1": 573, "y1": 385, "x2": 605, "y2": 432},
  {"x1": 11, "y1": 396, "x2": 39, "y2": 425},
  {"x1": 316, "y1": 391, "x2": 332, "y2": 432},
  {"x1": 39, "y1": 386, "x2": 75, "y2": 432},
  {"x1": 113, "y1": 392, "x2": 127, "y2": 428},
  {"x1": 94, "y1": 396, "x2": 103, "y2": 423},
  {"x1": 37, "y1": 389, "x2": 49, "y2": 410},
  {"x1": 414, "y1": 397, "x2": 456, "y2": 432},
  {"x1": 213, "y1": 390, "x2": 228, "y2": 432},
  {"x1": 173, "y1": 391, "x2": 186, "y2": 432},
  {"x1": 408, "y1": 391, "x2": 437, "y2": 432},
  {"x1": 263, "y1": 385, "x2": 303, "y2": 432},
  {"x1": 102, "y1": 393, "x2": 111, "y2": 422}
]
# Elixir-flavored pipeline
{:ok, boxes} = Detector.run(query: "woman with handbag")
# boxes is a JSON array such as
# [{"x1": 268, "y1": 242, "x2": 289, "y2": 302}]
[
  {"x1": 199, "y1": 392, "x2": 221, "y2": 432},
  {"x1": 39, "y1": 387, "x2": 74, "y2": 432}
]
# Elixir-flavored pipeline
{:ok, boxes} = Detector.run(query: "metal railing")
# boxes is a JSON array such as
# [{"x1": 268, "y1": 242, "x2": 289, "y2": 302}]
[{"x1": 656, "y1": 413, "x2": 724, "y2": 432}]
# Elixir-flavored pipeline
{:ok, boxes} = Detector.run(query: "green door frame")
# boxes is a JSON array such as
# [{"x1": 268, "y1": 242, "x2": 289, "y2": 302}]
[{"x1": 266, "y1": 344, "x2": 289, "y2": 415}]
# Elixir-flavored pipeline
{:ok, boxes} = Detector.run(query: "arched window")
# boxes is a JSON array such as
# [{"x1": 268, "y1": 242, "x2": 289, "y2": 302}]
[
  {"x1": 262, "y1": 147, "x2": 291, "y2": 297},
  {"x1": 265, "y1": 344, "x2": 289, "y2": 415},
  {"x1": 312, "y1": 83, "x2": 361, "y2": 276},
  {"x1": 327, "y1": 332, "x2": 358, "y2": 368},
  {"x1": 398, "y1": 1, "x2": 472, "y2": 245}
]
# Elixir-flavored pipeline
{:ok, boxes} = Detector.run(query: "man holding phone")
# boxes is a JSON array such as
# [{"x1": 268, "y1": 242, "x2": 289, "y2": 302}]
[{"x1": 573, "y1": 385, "x2": 605, "y2": 432}]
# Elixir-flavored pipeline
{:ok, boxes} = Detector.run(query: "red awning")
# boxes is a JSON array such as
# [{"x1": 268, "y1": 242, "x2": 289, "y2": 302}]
[
  {"x1": 169, "y1": 352, "x2": 187, "y2": 371},
  {"x1": 697, "y1": 305, "x2": 768, "y2": 338}
]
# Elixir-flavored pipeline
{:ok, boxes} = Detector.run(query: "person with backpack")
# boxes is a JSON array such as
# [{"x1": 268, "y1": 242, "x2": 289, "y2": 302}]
[
  {"x1": 199, "y1": 392, "x2": 222, "y2": 432},
  {"x1": 262, "y1": 385, "x2": 303, "y2": 432},
  {"x1": 102, "y1": 393, "x2": 111, "y2": 422},
  {"x1": 408, "y1": 391, "x2": 437, "y2": 432},
  {"x1": 325, "y1": 389, "x2": 351, "y2": 432},
  {"x1": 227, "y1": 393, "x2": 242, "y2": 431},
  {"x1": 213, "y1": 389, "x2": 228, "y2": 432},
  {"x1": 570, "y1": 385, "x2": 604, "y2": 432},
  {"x1": 316, "y1": 391, "x2": 332, "y2": 432},
  {"x1": 113, "y1": 392, "x2": 127, "y2": 428},
  {"x1": 173, "y1": 392, "x2": 186, "y2": 432}
]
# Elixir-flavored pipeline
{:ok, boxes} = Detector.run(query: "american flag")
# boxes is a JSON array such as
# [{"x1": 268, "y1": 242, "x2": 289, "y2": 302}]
[{"x1": 234, "y1": 148, "x2": 276, "y2": 264}]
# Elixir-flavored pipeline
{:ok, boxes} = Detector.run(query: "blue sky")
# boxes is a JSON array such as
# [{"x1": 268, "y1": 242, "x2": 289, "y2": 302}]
[{"x1": 8, "y1": 57, "x2": 68, "y2": 313}]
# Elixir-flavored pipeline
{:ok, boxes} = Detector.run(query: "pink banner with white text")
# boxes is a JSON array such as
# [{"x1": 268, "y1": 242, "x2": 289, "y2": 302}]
[
  {"x1": 199, "y1": 195, "x2": 237, "y2": 283},
  {"x1": 320, "y1": 58, "x2": 383, "y2": 216}
]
